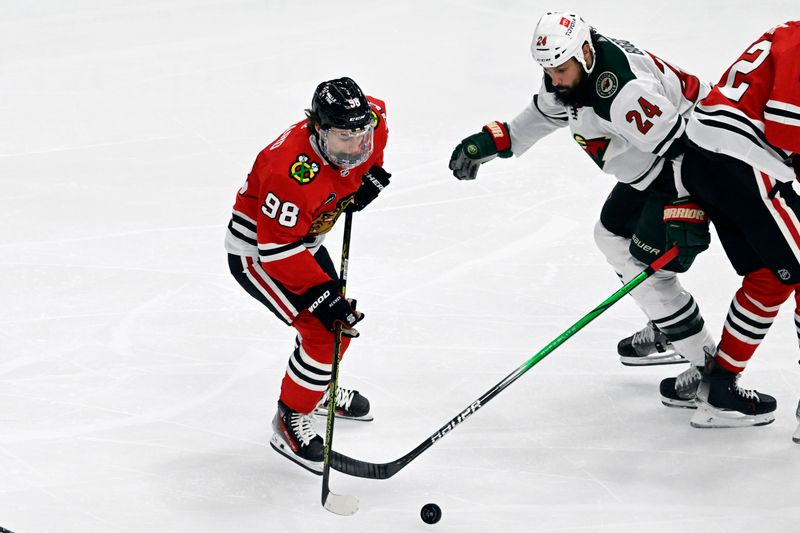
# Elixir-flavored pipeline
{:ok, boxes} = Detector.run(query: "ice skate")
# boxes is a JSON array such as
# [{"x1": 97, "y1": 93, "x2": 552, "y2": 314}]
[
  {"x1": 270, "y1": 401, "x2": 324, "y2": 475},
  {"x1": 314, "y1": 385, "x2": 373, "y2": 421},
  {"x1": 659, "y1": 366, "x2": 702, "y2": 408},
  {"x1": 618, "y1": 321, "x2": 687, "y2": 366},
  {"x1": 690, "y1": 361, "x2": 776, "y2": 428},
  {"x1": 793, "y1": 399, "x2": 800, "y2": 444}
]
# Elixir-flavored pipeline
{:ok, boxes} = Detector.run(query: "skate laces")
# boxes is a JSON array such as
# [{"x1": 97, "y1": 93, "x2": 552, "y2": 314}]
[
  {"x1": 632, "y1": 322, "x2": 656, "y2": 346},
  {"x1": 332, "y1": 386, "x2": 355, "y2": 410},
  {"x1": 733, "y1": 377, "x2": 759, "y2": 402},
  {"x1": 676, "y1": 366, "x2": 701, "y2": 390},
  {"x1": 287, "y1": 411, "x2": 318, "y2": 446}
]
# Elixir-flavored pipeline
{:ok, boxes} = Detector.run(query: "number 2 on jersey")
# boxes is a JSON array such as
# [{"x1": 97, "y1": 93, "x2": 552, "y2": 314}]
[
  {"x1": 625, "y1": 97, "x2": 662, "y2": 134},
  {"x1": 717, "y1": 40, "x2": 771, "y2": 102}
]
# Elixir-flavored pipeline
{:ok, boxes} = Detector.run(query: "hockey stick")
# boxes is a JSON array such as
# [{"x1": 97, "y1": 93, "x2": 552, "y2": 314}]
[
  {"x1": 330, "y1": 246, "x2": 679, "y2": 480},
  {"x1": 321, "y1": 210, "x2": 359, "y2": 516}
]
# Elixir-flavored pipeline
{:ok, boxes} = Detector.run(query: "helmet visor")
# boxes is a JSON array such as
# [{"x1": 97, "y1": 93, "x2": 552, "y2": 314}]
[{"x1": 319, "y1": 125, "x2": 374, "y2": 169}]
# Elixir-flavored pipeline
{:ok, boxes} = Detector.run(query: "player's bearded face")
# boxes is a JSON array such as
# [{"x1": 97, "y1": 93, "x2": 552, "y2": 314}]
[{"x1": 547, "y1": 59, "x2": 591, "y2": 107}]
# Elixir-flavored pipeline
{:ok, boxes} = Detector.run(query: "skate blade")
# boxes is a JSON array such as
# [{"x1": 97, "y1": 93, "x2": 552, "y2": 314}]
[
  {"x1": 313, "y1": 407, "x2": 374, "y2": 422},
  {"x1": 269, "y1": 434, "x2": 323, "y2": 475},
  {"x1": 620, "y1": 352, "x2": 688, "y2": 366},
  {"x1": 793, "y1": 426, "x2": 800, "y2": 444},
  {"x1": 660, "y1": 397, "x2": 697, "y2": 410},
  {"x1": 689, "y1": 403, "x2": 776, "y2": 428}
]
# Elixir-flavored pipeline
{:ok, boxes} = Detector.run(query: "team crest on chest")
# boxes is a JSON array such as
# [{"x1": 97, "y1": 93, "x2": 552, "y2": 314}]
[
  {"x1": 574, "y1": 134, "x2": 611, "y2": 169},
  {"x1": 309, "y1": 195, "x2": 356, "y2": 235},
  {"x1": 595, "y1": 71, "x2": 619, "y2": 98},
  {"x1": 289, "y1": 154, "x2": 320, "y2": 185}
]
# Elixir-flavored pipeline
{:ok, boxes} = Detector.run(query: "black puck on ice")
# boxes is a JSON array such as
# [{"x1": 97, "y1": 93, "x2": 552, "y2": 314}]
[{"x1": 420, "y1": 503, "x2": 442, "y2": 524}]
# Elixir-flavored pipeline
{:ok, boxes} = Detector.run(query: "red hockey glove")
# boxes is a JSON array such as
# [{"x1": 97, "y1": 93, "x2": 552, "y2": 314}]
[{"x1": 664, "y1": 197, "x2": 710, "y2": 271}]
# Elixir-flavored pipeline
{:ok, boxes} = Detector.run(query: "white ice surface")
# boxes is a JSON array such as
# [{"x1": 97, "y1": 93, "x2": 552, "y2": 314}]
[{"x1": 2, "y1": 1, "x2": 800, "y2": 532}]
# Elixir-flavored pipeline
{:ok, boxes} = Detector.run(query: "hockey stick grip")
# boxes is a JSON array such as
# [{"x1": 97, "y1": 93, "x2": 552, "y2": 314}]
[{"x1": 647, "y1": 245, "x2": 678, "y2": 274}]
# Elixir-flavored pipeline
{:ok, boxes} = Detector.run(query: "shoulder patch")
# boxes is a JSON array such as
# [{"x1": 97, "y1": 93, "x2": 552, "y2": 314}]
[
  {"x1": 288, "y1": 154, "x2": 320, "y2": 185},
  {"x1": 589, "y1": 35, "x2": 638, "y2": 120},
  {"x1": 595, "y1": 72, "x2": 619, "y2": 98}
]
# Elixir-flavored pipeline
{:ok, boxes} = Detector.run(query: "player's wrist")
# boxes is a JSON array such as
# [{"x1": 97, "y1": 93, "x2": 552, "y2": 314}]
[{"x1": 481, "y1": 121, "x2": 512, "y2": 156}]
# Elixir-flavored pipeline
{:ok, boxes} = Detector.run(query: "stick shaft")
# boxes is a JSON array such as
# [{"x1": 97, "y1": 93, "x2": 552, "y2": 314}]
[{"x1": 331, "y1": 246, "x2": 679, "y2": 479}]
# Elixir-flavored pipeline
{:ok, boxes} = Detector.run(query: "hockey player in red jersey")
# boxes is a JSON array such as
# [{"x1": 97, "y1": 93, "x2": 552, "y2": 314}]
[
  {"x1": 225, "y1": 77, "x2": 391, "y2": 472},
  {"x1": 449, "y1": 12, "x2": 717, "y2": 406},
  {"x1": 667, "y1": 21, "x2": 800, "y2": 431}
]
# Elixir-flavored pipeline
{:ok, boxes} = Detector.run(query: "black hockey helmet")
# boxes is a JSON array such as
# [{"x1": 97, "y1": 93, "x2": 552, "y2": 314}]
[
  {"x1": 309, "y1": 77, "x2": 372, "y2": 131},
  {"x1": 307, "y1": 77, "x2": 375, "y2": 169}
]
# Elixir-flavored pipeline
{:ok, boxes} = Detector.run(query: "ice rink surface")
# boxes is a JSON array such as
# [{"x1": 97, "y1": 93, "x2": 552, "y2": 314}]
[{"x1": 2, "y1": 1, "x2": 800, "y2": 532}]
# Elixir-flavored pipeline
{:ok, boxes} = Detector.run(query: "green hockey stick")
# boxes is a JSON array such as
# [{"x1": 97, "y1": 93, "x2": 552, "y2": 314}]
[{"x1": 330, "y1": 246, "x2": 679, "y2": 481}]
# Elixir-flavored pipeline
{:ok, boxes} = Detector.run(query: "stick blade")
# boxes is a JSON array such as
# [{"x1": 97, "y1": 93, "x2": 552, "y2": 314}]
[{"x1": 323, "y1": 491, "x2": 359, "y2": 516}]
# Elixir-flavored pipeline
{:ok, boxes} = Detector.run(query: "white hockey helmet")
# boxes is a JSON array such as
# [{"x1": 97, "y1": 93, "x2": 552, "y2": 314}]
[{"x1": 531, "y1": 12, "x2": 595, "y2": 73}]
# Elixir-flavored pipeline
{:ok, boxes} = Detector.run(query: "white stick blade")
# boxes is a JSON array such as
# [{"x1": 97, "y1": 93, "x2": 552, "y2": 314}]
[{"x1": 323, "y1": 492, "x2": 359, "y2": 516}]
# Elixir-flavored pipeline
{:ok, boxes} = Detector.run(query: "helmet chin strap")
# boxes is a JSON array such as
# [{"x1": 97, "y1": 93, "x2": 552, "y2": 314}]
[
  {"x1": 309, "y1": 133, "x2": 335, "y2": 167},
  {"x1": 577, "y1": 41, "x2": 596, "y2": 74}
]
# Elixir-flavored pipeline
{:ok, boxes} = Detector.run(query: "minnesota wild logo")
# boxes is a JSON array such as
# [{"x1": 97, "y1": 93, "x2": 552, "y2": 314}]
[
  {"x1": 574, "y1": 134, "x2": 610, "y2": 169},
  {"x1": 289, "y1": 154, "x2": 320, "y2": 185}
]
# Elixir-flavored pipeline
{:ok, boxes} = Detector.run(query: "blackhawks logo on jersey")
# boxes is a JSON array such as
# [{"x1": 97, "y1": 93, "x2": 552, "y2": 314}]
[
  {"x1": 309, "y1": 195, "x2": 356, "y2": 235},
  {"x1": 289, "y1": 154, "x2": 320, "y2": 185},
  {"x1": 574, "y1": 134, "x2": 611, "y2": 169}
]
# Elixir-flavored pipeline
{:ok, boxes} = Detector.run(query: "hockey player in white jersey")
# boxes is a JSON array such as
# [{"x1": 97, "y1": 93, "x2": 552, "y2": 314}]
[{"x1": 449, "y1": 12, "x2": 717, "y2": 406}]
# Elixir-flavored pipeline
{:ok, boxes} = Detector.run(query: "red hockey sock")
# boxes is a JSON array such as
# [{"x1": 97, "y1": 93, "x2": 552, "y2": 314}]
[
  {"x1": 279, "y1": 311, "x2": 351, "y2": 413},
  {"x1": 717, "y1": 269, "x2": 794, "y2": 372}
]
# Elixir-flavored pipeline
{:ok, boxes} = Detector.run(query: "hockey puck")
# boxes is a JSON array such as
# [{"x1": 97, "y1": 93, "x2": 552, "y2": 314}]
[{"x1": 420, "y1": 503, "x2": 442, "y2": 524}]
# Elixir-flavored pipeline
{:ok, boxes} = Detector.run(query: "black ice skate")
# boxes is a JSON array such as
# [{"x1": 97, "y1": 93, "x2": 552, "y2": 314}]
[
  {"x1": 660, "y1": 366, "x2": 702, "y2": 408},
  {"x1": 618, "y1": 321, "x2": 687, "y2": 366},
  {"x1": 313, "y1": 386, "x2": 373, "y2": 421},
  {"x1": 690, "y1": 360, "x2": 776, "y2": 428},
  {"x1": 270, "y1": 401, "x2": 324, "y2": 475},
  {"x1": 793, "y1": 399, "x2": 800, "y2": 444}
]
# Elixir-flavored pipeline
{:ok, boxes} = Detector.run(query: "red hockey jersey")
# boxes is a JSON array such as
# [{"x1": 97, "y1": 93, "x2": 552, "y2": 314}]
[
  {"x1": 686, "y1": 21, "x2": 800, "y2": 181},
  {"x1": 225, "y1": 96, "x2": 388, "y2": 295}
]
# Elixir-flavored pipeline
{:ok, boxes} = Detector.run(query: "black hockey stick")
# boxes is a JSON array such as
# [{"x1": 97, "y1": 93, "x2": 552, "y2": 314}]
[
  {"x1": 330, "y1": 246, "x2": 679, "y2": 480},
  {"x1": 321, "y1": 210, "x2": 359, "y2": 515}
]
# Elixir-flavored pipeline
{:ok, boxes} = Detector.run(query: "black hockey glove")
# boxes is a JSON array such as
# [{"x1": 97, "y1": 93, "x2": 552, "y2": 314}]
[
  {"x1": 306, "y1": 280, "x2": 364, "y2": 337},
  {"x1": 349, "y1": 165, "x2": 391, "y2": 212},
  {"x1": 449, "y1": 121, "x2": 513, "y2": 180},
  {"x1": 664, "y1": 197, "x2": 710, "y2": 271}
]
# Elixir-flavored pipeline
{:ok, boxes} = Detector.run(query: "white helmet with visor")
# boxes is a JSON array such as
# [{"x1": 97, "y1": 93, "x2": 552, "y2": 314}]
[{"x1": 531, "y1": 12, "x2": 595, "y2": 74}]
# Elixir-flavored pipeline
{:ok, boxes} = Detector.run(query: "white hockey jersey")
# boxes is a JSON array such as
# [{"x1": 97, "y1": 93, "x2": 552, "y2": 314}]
[{"x1": 509, "y1": 33, "x2": 711, "y2": 190}]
